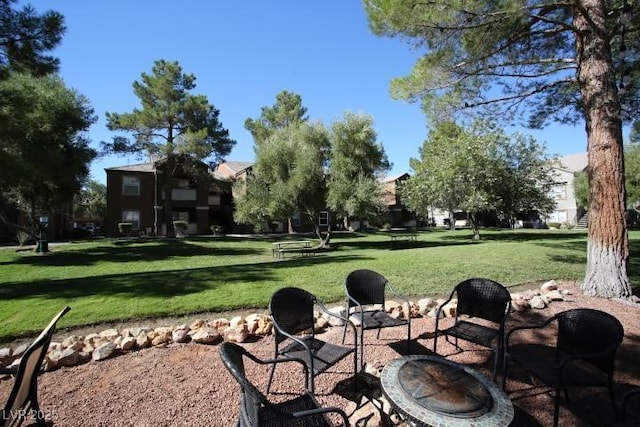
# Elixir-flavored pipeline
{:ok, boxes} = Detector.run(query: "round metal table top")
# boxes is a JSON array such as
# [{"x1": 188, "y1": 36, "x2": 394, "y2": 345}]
[{"x1": 380, "y1": 355, "x2": 514, "y2": 427}]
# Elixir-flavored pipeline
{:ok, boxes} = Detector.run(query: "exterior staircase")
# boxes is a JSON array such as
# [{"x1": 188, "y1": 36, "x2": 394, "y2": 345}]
[{"x1": 576, "y1": 212, "x2": 589, "y2": 229}]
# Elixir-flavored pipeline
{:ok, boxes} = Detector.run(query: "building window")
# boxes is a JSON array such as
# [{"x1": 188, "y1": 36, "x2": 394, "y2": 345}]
[
  {"x1": 549, "y1": 183, "x2": 567, "y2": 200},
  {"x1": 122, "y1": 210, "x2": 140, "y2": 230},
  {"x1": 291, "y1": 212, "x2": 301, "y2": 227},
  {"x1": 122, "y1": 176, "x2": 140, "y2": 196},
  {"x1": 319, "y1": 211, "x2": 329, "y2": 226}
]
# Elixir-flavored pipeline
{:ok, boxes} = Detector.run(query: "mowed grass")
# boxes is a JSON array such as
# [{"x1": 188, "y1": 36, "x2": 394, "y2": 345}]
[{"x1": 1, "y1": 228, "x2": 639, "y2": 342}]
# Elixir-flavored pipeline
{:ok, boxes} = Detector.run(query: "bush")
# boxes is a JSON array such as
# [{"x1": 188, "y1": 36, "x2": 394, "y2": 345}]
[{"x1": 210, "y1": 224, "x2": 224, "y2": 236}]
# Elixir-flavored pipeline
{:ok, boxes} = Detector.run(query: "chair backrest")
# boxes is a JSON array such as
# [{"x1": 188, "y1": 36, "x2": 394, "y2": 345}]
[
  {"x1": 218, "y1": 342, "x2": 267, "y2": 426},
  {"x1": 2, "y1": 306, "x2": 70, "y2": 422},
  {"x1": 345, "y1": 269, "x2": 388, "y2": 307},
  {"x1": 269, "y1": 287, "x2": 316, "y2": 344},
  {"x1": 555, "y1": 308, "x2": 624, "y2": 373},
  {"x1": 454, "y1": 278, "x2": 511, "y2": 323}
]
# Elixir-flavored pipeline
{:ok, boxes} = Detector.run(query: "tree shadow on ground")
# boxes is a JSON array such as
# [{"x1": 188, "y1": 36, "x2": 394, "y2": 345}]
[{"x1": 0, "y1": 238, "x2": 265, "y2": 268}]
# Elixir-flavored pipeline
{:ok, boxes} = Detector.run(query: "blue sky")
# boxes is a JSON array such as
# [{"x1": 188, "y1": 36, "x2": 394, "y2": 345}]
[{"x1": 25, "y1": 1, "x2": 591, "y2": 184}]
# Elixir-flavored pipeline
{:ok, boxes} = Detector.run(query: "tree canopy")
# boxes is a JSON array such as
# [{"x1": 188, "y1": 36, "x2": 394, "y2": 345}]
[
  {"x1": 364, "y1": 0, "x2": 638, "y2": 298},
  {"x1": 0, "y1": 0, "x2": 65, "y2": 77},
  {"x1": 236, "y1": 93, "x2": 390, "y2": 243},
  {"x1": 244, "y1": 90, "x2": 308, "y2": 146},
  {"x1": 402, "y1": 120, "x2": 557, "y2": 239},
  {"x1": 104, "y1": 60, "x2": 235, "y2": 236},
  {"x1": 326, "y1": 112, "x2": 391, "y2": 226},
  {"x1": 0, "y1": 73, "x2": 96, "y2": 236},
  {"x1": 74, "y1": 179, "x2": 106, "y2": 219}
]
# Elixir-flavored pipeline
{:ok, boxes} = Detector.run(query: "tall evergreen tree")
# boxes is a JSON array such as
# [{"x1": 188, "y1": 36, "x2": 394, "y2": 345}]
[
  {"x1": 244, "y1": 90, "x2": 308, "y2": 146},
  {"x1": 365, "y1": 0, "x2": 639, "y2": 298},
  {"x1": 104, "y1": 59, "x2": 235, "y2": 236},
  {"x1": 0, "y1": 0, "x2": 65, "y2": 77}
]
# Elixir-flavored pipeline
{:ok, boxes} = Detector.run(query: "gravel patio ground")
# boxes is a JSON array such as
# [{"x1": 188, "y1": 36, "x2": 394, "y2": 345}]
[{"x1": 1, "y1": 281, "x2": 639, "y2": 426}]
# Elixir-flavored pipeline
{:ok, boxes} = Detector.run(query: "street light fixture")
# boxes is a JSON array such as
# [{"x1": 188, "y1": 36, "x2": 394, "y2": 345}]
[{"x1": 36, "y1": 214, "x2": 49, "y2": 253}]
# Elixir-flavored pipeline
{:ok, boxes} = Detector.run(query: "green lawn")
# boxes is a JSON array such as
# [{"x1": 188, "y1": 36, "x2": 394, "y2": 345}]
[{"x1": 1, "y1": 228, "x2": 638, "y2": 342}]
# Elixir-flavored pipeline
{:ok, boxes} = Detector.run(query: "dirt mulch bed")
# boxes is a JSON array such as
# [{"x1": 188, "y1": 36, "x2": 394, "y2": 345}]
[{"x1": 1, "y1": 281, "x2": 639, "y2": 426}]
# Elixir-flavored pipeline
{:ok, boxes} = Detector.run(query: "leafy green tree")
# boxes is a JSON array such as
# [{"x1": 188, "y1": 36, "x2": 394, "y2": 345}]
[
  {"x1": 631, "y1": 121, "x2": 640, "y2": 144},
  {"x1": 573, "y1": 171, "x2": 589, "y2": 209},
  {"x1": 234, "y1": 121, "x2": 330, "y2": 243},
  {"x1": 244, "y1": 90, "x2": 308, "y2": 146},
  {"x1": 0, "y1": 73, "x2": 96, "y2": 240},
  {"x1": 0, "y1": 0, "x2": 65, "y2": 78},
  {"x1": 104, "y1": 59, "x2": 235, "y2": 236},
  {"x1": 326, "y1": 112, "x2": 391, "y2": 228},
  {"x1": 365, "y1": 0, "x2": 639, "y2": 298},
  {"x1": 74, "y1": 179, "x2": 106, "y2": 219},
  {"x1": 402, "y1": 120, "x2": 557, "y2": 240}
]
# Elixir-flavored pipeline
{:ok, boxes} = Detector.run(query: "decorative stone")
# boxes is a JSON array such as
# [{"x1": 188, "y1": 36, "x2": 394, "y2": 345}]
[
  {"x1": 62, "y1": 335, "x2": 84, "y2": 350},
  {"x1": 172, "y1": 327, "x2": 190, "y2": 344},
  {"x1": 190, "y1": 327, "x2": 220, "y2": 344},
  {"x1": 544, "y1": 290, "x2": 564, "y2": 301},
  {"x1": 541, "y1": 280, "x2": 558, "y2": 292},
  {"x1": 229, "y1": 316, "x2": 244, "y2": 329},
  {"x1": 208, "y1": 318, "x2": 229, "y2": 331},
  {"x1": 417, "y1": 298, "x2": 436, "y2": 315},
  {"x1": 120, "y1": 336, "x2": 136, "y2": 351},
  {"x1": 92, "y1": 342, "x2": 117, "y2": 361},
  {"x1": 84, "y1": 333, "x2": 100, "y2": 345},
  {"x1": 223, "y1": 324, "x2": 249, "y2": 343},
  {"x1": 0, "y1": 347, "x2": 13, "y2": 366},
  {"x1": 48, "y1": 347, "x2": 80, "y2": 368},
  {"x1": 99, "y1": 328, "x2": 119, "y2": 340},
  {"x1": 326, "y1": 307, "x2": 346, "y2": 326},
  {"x1": 255, "y1": 317, "x2": 273, "y2": 335},
  {"x1": 315, "y1": 316, "x2": 329, "y2": 329},
  {"x1": 441, "y1": 301, "x2": 457, "y2": 318},
  {"x1": 189, "y1": 319, "x2": 205, "y2": 330},
  {"x1": 136, "y1": 333, "x2": 151, "y2": 349},
  {"x1": 530, "y1": 295, "x2": 547, "y2": 309}
]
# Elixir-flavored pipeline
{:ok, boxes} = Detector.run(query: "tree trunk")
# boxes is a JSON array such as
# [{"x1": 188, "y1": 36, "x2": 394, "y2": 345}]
[
  {"x1": 448, "y1": 210, "x2": 456, "y2": 230},
  {"x1": 575, "y1": 1, "x2": 631, "y2": 298},
  {"x1": 469, "y1": 212, "x2": 480, "y2": 240}
]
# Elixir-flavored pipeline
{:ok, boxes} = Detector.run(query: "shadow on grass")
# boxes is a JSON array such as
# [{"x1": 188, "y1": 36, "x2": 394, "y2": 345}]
[
  {"x1": 0, "y1": 253, "x2": 370, "y2": 302},
  {"x1": 0, "y1": 238, "x2": 265, "y2": 267}
]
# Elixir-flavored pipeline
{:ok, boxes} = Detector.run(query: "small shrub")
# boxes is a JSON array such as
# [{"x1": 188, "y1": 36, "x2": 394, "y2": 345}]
[
  {"x1": 547, "y1": 222, "x2": 561, "y2": 229},
  {"x1": 118, "y1": 222, "x2": 133, "y2": 236},
  {"x1": 210, "y1": 224, "x2": 224, "y2": 236}
]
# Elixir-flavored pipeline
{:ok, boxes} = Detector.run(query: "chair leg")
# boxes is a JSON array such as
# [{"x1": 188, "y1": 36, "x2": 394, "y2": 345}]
[
  {"x1": 553, "y1": 385, "x2": 561, "y2": 427},
  {"x1": 407, "y1": 322, "x2": 411, "y2": 354},
  {"x1": 341, "y1": 322, "x2": 348, "y2": 344},
  {"x1": 360, "y1": 328, "x2": 365, "y2": 371},
  {"x1": 266, "y1": 362, "x2": 277, "y2": 394}
]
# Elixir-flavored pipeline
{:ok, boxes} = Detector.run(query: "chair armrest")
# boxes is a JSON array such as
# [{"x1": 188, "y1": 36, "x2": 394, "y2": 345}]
[
  {"x1": 244, "y1": 351, "x2": 311, "y2": 390},
  {"x1": 292, "y1": 406, "x2": 350, "y2": 426},
  {"x1": 434, "y1": 288, "x2": 457, "y2": 332},
  {"x1": 316, "y1": 301, "x2": 358, "y2": 349},
  {"x1": 387, "y1": 282, "x2": 411, "y2": 309}
]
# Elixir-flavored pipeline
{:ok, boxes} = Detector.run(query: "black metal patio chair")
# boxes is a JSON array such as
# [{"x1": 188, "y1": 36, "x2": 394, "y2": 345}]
[
  {"x1": 219, "y1": 342, "x2": 350, "y2": 427},
  {"x1": 503, "y1": 308, "x2": 624, "y2": 427},
  {"x1": 433, "y1": 278, "x2": 511, "y2": 380},
  {"x1": 342, "y1": 269, "x2": 411, "y2": 370},
  {"x1": 267, "y1": 287, "x2": 357, "y2": 394},
  {"x1": 1, "y1": 306, "x2": 71, "y2": 427}
]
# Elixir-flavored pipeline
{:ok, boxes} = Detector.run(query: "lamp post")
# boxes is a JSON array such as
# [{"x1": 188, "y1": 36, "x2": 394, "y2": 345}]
[{"x1": 36, "y1": 214, "x2": 49, "y2": 253}]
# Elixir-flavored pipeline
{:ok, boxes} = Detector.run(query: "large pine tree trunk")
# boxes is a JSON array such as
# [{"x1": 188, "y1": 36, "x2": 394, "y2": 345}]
[{"x1": 575, "y1": 1, "x2": 631, "y2": 298}]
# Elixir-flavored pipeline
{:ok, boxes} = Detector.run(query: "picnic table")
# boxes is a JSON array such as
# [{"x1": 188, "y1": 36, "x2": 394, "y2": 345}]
[
  {"x1": 272, "y1": 240, "x2": 316, "y2": 259},
  {"x1": 388, "y1": 229, "x2": 418, "y2": 242}
]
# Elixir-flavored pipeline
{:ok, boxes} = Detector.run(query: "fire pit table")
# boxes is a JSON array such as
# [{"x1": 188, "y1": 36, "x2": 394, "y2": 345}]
[{"x1": 380, "y1": 355, "x2": 513, "y2": 427}]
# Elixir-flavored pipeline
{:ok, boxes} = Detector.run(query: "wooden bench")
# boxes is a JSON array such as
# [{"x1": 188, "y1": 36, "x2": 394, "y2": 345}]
[{"x1": 390, "y1": 233, "x2": 418, "y2": 242}]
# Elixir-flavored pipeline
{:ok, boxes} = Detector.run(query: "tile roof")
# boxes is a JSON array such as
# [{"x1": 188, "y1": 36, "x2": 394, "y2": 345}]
[{"x1": 105, "y1": 162, "x2": 155, "y2": 172}]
